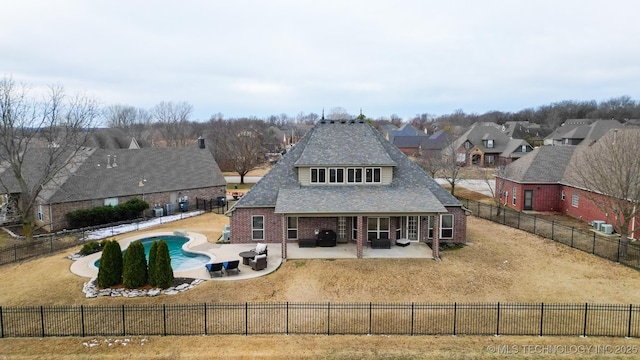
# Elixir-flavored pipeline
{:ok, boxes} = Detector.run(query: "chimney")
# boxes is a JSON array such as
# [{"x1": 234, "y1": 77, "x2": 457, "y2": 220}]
[
  {"x1": 112, "y1": 155, "x2": 117, "y2": 167},
  {"x1": 198, "y1": 136, "x2": 205, "y2": 149}
]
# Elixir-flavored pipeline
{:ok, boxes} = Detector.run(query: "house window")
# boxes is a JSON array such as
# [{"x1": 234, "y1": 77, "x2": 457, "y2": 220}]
[
  {"x1": 329, "y1": 168, "x2": 344, "y2": 183},
  {"x1": 512, "y1": 187, "x2": 517, "y2": 206},
  {"x1": 427, "y1": 215, "x2": 434, "y2": 239},
  {"x1": 311, "y1": 168, "x2": 326, "y2": 183},
  {"x1": 485, "y1": 155, "x2": 495, "y2": 166},
  {"x1": 464, "y1": 141, "x2": 471, "y2": 149},
  {"x1": 365, "y1": 167, "x2": 381, "y2": 183},
  {"x1": 338, "y1": 217, "x2": 346, "y2": 239},
  {"x1": 561, "y1": 190, "x2": 565, "y2": 200},
  {"x1": 104, "y1": 198, "x2": 118, "y2": 206},
  {"x1": 347, "y1": 168, "x2": 363, "y2": 183},
  {"x1": 367, "y1": 217, "x2": 390, "y2": 240},
  {"x1": 456, "y1": 153, "x2": 466, "y2": 163},
  {"x1": 352, "y1": 217, "x2": 358, "y2": 240},
  {"x1": 37, "y1": 205, "x2": 44, "y2": 221},
  {"x1": 521, "y1": 145, "x2": 527, "y2": 152},
  {"x1": 571, "y1": 194, "x2": 579, "y2": 208},
  {"x1": 486, "y1": 139, "x2": 494, "y2": 148},
  {"x1": 287, "y1": 216, "x2": 297, "y2": 239},
  {"x1": 252, "y1": 216, "x2": 264, "y2": 241},
  {"x1": 440, "y1": 214, "x2": 454, "y2": 239}
]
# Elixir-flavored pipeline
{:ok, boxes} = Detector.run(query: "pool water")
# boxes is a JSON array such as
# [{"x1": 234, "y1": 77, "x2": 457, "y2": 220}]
[{"x1": 94, "y1": 235, "x2": 211, "y2": 271}]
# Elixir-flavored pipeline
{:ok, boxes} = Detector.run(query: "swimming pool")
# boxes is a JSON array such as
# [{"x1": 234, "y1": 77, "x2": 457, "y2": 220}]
[{"x1": 94, "y1": 235, "x2": 211, "y2": 272}]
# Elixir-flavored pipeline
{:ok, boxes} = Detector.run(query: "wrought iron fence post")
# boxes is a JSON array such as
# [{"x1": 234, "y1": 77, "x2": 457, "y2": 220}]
[
  {"x1": 628, "y1": 304, "x2": 633, "y2": 338},
  {"x1": 369, "y1": 302, "x2": 372, "y2": 335},
  {"x1": 81, "y1": 305, "x2": 85, "y2": 337},
  {"x1": 327, "y1": 302, "x2": 331, "y2": 335},
  {"x1": 453, "y1": 302, "x2": 457, "y2": 336},
  {"x1": 203, "y1": 303, "x2": 207, "y2": 335},
  {"x1": 583, "y1": 303, "x2": 588, "y2": 337},
  {"x1": 40, "y1": 306, "x2": 45, "y2": 337},
  {"x1": 0, "y1": 306, "x2": 3, "y2": 338},
  {"x1": 571, "y1": 227, "x2": 574, "y2": 248},
  {"x1": 411, "y1": 303, "x2": 415, "y2": 336},
  {"x1": 245, "y1": 302, "x2": 248, "y2": 336},
  {"x1": 496, "y1": 302, "x2": 500, "y2": 336},
  {"x1": 122, "y1": 305, "x2": 126, "y2": 336},
  {"x1": 286, "y1": 302, "x2": 289, "y2": 335},
  {"x1": 163, "y1": 304, "x2": 167, "y2": 336},
  {"x1": 539, "y1": 303, "x2": 544, "y2": 337}
]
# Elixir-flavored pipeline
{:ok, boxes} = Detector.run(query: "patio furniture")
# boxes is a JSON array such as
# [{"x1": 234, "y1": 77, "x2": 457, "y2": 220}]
[
  {"x1": 205, "y1": 262, "x2": 225, "y2": 277},
  {"x1": 252, "y1": 243, "x2": 268, "y2": 256},
  {"x1": 250, "y1": 254, "x2": 267, "y2": 271},
  {"x1": 239, "y1": 250, "x2": 258, "y2": 265},
  {"x1": 371, "y1": 236, "x2": 391, "y2": 249},
  {"x1": 395, "y1": 238, "x2": 410, "y2": 247},
  {"x1": 316, "y1": 229, "x2": 336, "y2": 247},
  {"x1": 224, "y1": 260, "x2": 241, "y2": 275},
  {"x1": 298, "y1": 238, "x2": 317, "y2": 248}
]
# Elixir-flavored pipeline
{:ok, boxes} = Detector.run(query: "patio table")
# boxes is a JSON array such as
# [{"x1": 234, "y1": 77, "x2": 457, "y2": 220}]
[{"x1": 239, "y1": 250, "x2": 258, "y2": 265}]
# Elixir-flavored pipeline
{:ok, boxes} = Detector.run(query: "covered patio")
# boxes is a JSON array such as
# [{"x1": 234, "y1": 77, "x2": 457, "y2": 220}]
[{"x1": 286, "y1": 241, "x2": 433, "y2": 259}]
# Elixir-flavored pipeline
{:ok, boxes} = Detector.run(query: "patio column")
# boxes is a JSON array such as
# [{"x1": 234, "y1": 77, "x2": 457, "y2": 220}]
[
  {"x1": 356, "y1": 216, "x2": 364, "y2": 259},
  {"x1": 432, "y1": 214, "x2": 441, "y2": 261},
  {"x1": 281, "y1": 214, "x2": 287, "y2": 260}
]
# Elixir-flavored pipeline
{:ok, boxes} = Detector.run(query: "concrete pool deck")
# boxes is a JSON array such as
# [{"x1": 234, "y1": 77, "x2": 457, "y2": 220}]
[{"x1": 70, "y1": 230, "x2": 283, "y2": 281}]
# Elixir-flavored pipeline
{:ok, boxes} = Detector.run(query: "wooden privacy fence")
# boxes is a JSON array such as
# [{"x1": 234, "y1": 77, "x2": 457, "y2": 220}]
[
  {"x1": 1, "y1": 302, "x2": 639, "y2": 338},
  {"x1": 458, "y1": 198, "x2": 640, "y2": 271}
]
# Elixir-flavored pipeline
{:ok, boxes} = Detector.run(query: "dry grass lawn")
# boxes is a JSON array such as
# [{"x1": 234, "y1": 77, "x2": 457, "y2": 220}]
[{"x1": 2, "y1": 179, "x2": 640, "y2": 358}]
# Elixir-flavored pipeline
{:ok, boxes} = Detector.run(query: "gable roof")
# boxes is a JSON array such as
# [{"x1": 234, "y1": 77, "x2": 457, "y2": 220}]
[
  {"x1": 1, "y1": 146, "x2": 225, "y2": 204},
  {"x1": 544, "y1": 119, "x2": 623, "y2": 144},
  {"x1": 500, "y1": 146, "x2": 577, "y2": 183},
  {"x1": 232, "y1": 120, "x2": 460, "y2": 214},
  {"x1": 453, "y1": 122, "x2": 513, "y2": 154}
]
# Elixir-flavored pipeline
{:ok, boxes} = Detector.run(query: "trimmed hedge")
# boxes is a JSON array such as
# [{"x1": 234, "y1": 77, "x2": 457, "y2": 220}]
[
  {"x1": 122, "y1": 240, "x2": 148, "y2": 289},
  {"x1": 66, "y1": 198, "x2": 149, "y2": 229}
]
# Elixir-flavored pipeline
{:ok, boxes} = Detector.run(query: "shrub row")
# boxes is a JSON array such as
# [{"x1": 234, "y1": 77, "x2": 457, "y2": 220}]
[
  {"x1": 66, "y1": 198, "x2": 150, "y2": 228},
  {"x1": 96, "y1": 239, "x2": 173, "y2": 289}
]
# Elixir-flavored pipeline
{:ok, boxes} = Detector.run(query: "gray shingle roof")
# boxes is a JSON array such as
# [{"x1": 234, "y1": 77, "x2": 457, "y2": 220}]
[
  {"x1": 46, "y1": 147, "x2": 225, "y2": 203},
  {"x1": 233, "y1": 121, "x2": 461, "y2": 214},
  {"x1": 501, "y1": 146, "x2": 577, "y2": 183}
]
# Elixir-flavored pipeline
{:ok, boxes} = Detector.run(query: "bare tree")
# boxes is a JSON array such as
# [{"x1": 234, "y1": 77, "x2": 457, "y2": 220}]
[
  {"x1": 415, "y1": 149, "x2": 442, "y2": 178},
  {"x1": 326, "y1": 106, "x2": 351, "y2": 120},
  {"x1": 439, "y1": 140, "x2": 465, "y2": 196},
  {"x1": 568, "y1": 128, "x2": 640, "y2": 256},
  {"x1": 103, "y1": 104, "x2": 151, "y2": 142},
  {"x1": 476, "y1": 165, "x2": 506, "y2": 216},
  {"x1": 151, "y1": 101, "x2": 194, "y2": 147},
  {"x1": 0, "y1": 76, "x2": 99, "y2": 239},
  {"x1": 207, "y1": 119, "x2": 267, "y2": 184}
]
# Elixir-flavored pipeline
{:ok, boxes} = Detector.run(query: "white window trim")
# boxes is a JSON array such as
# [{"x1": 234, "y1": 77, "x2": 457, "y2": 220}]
[
  {"x1": 328, "y1": 168, "x2": 344, "y2": 184},
  {"x1": 37, "y1": 205, "x2": 44, "y2": 221},
  {"x1": 252, "y1": 215, "x2": 264, "y2": 241},
  {"x1": 104, "y1": 198, "x2": 118, "y2": 206},
  {"x1": 561, "y1": 190, "x2": 566, "y2": 200},
  {"x1": 487, "y1": 139, "x2": 494, "y2": 148},
  {"x1": 512, "y1": 187, "x2": 517, "y2": 206},
  {"x1": 364, "y1": 167, "x2": 382, "y2": 183},
  {"x1": 310, "y1": 168, "x2": 326, "y2": 184},
  {"x1": 440, "y1": 214, "x2": 454, "y2": 239},
  {"x1": 367, "y1": 217, "x2": 390, "y2": 239},
  {"x1": 287, "y1": 216, "x2": 298, "y2": 240}
]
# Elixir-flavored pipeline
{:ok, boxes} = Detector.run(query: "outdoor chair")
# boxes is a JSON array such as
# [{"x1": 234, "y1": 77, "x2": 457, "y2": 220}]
[
  {"x1": 250, "y1": 254, "x2": 267, "y2": 271},
  {"x1": 252, "y1": 243, "x2": 268, "y2": 256},
  {"x1": 224, "y1": 260, "x2": 241, "y2": 275},
  {"x1": 205, "y1": 262, "x2": 225, "y2": 277}
]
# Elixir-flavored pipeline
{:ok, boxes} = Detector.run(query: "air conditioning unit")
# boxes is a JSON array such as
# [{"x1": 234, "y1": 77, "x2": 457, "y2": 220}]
[
  {"x1": 221, "y1": 230, "x2": 230, "y2": 242},
  {"x1": 153, "y1": 208, "x2": 163, "y2": 217},
  {"x1": 600, "y1": 224, "x2": 614, "y2": 235},
  {"x1": 592, "y1": 220, "x2": 605, "y2": 231}
]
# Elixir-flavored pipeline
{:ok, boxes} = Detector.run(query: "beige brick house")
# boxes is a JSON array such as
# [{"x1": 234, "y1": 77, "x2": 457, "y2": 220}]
[{"x1": 228, "y1": 119, "x2": 467, "y2": 260}]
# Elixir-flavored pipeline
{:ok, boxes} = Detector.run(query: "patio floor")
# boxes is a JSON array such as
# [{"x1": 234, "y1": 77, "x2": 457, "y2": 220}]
[{"x1": 70, "y1": 230, "x2": 433, "y2": 282}]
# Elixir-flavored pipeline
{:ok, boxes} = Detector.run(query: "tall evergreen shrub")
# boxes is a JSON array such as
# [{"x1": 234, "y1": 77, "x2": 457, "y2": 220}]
[
  {"x1": 147, "y1": 240, "x2": 159, "y2": 287},
  {"x1": 154, "y1": 240, "x2": 174, "y2": 289},
  {"x1": 122, "y1": 241, "x2": 148, "y2": 289},
  {"x1": 96, "y1": 240, "x2": 122, "y2": 288}
]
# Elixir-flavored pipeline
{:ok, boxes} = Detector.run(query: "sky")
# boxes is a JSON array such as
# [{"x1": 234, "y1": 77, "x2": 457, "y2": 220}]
[{"x1": 2, "y1": 0, "x2": 640, "y2": 122}]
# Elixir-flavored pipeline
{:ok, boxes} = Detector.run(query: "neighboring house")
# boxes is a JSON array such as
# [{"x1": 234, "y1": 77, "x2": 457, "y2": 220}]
[
  {"x1": 84, "y1": 128, "x2": 142, "y2": 149},
  {"x1": 0, "y1": 141, "x2": 226, "y2": 231},
  {"x1": 385, "y1": 123, "x2": 425, "y2": 144},
  {"x1": 495, "y1": 132, "x2": 640, "y2": 238},
  {"x1": 228, "y1": 119, "x2": 467, "y2": 260},
  {"x1": 501, "y1": 121, "x2": 548, "y2": 147},
  {"x1": 447, "y1": 122, "x2": 533, "y2": 167},
  {"x1": 543, "y1": 119, "x2": 623, "y2": 146}
]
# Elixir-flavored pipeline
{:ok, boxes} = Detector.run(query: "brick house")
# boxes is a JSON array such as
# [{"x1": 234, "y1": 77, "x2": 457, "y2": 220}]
[
  {"x1": 495, "y1": 133, "x2": 640, "y2": 239},
  {"x1": 228, "y1": 119, "x2": 467, "y2": 260},
  {"x1": 0, "y1": 142, "x2": 226, "y2": 231}
]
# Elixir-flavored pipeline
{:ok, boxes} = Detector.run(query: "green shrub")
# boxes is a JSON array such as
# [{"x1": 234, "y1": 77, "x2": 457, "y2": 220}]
[
  {"x1": 122, "y1": 241, "x2": 148, "y2": 289},
  {"x1": 147, "y1": 240, "x2": 159, "y2": 287},
  {"x1": 96, "y1": 240, "x2": 123, "y2": 288},
  {"x1": 80, "y1": 241, "x2": 102, "y2": 255},
  {"x1": 154, "y1": 240, "x2": 174, "y2": 289},
  {"x1": 66, "y1": 198, "x2": 150, "y2": 228}
]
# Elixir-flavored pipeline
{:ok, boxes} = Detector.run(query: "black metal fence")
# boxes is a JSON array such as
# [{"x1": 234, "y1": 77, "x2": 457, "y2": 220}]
[
  {"x1": 0, "y1": 212, "x2": 199, "y2": 267},
  {"x1": 195, "y1": 197, "x2": 228, "y2": 214},
  {"x1": 458, "y1": 198, "x2": 640, "y2": 271},
  {"x1": 1, "y1": 302, "x2": 638, "y2": 338}
]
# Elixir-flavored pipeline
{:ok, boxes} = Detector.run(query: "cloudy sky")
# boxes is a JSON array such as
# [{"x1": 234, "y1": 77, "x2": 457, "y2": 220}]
[{"x1": 2, "y1": 0, "x2": 639, "y2": 121}]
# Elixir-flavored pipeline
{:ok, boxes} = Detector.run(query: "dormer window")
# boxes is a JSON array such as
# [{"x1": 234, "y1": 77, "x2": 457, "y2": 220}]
[
  {"x1": 521, "y1": 145, "x2": 527, "y2": 152},
  {"x1": 311, "y1": 168, "x2": 326, "y2": 183},
  {"x1": 365, "y1": 168, "x2": 381, "y2": 183},
  {"x1": 486, "y1": 139, "x2": 494, "y2": 148},
  {"x1": 347, "y1": 168, "x2": 363, "y2": 183}
]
